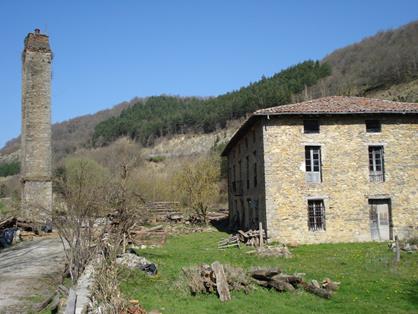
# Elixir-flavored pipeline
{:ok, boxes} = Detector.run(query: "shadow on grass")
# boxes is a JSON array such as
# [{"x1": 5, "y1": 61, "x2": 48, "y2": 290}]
[{"x1": 210, "y1": 217, "x2": 235, "y2": 234}]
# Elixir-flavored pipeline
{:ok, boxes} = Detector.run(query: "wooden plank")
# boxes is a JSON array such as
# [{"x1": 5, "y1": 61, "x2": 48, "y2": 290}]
[
  {"x1": 211, "y1": 261, "x2": 231, "y2": 302},
  {"x1": 238, "y1": 230, "x2": 249, "y2": 238}
]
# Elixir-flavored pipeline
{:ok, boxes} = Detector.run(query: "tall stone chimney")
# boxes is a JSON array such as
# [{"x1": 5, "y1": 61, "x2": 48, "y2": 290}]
[{"x1": 21, "y1": 29, "x2": 53, "y2": 218}]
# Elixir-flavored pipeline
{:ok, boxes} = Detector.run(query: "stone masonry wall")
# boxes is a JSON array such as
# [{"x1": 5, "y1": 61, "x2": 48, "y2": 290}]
[
  {"x1": 263, "y1": 115, "x2": 418, "y2": 244},
  {"x1": 228, "y1": 120, "x2": 267, "y2": 230},
  {"x1": 21, "y1": 31, "x2": 53, "y2": 217}
]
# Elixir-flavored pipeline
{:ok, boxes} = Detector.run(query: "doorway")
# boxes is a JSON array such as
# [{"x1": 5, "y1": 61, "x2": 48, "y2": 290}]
[{"x1": 369, "y1": 199, "x2": 391, "y2": 241}]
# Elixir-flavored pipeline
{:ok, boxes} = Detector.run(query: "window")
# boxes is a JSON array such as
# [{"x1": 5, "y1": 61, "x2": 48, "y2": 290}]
[
  {"x1": 246, "y1": 156, "x2": 250, "y2": 189},
  {"x1": 252, "y1": 130, "x2": 256, "y2": 143},
  {"x1": 366, "y1": 120, "x2": 381, "y2": 133},
  {"x1": 304, "y1": 120, "x2": 320, "y2": 133},
  {"x1": 245, "y1": 137, "x2": 248, "y2": 149},
  {"x1": 308, "y1": 200, "x2": 325, "y2": 231},
  {"x1": 305, "y1": 146, "x2": 322, "y2": 183},
  {"x1": 369, "y1": 146, "x2": 385, "y2": 182}
]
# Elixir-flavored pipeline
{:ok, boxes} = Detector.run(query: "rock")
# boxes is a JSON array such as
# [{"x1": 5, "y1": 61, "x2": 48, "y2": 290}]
[
  {"x1": 116, "y1": 253, "x2": 149, "y2": 269},
  {"x1": 410, "y1": 244, "x2": 418, "y2": 251},
  {"x1": 403, "y1": 243, "x2": 411, "y2": 251}
]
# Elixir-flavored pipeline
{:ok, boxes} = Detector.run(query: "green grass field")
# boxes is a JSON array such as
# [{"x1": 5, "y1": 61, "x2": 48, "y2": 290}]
[{"x1": 120, "y1": 231, "x2": 418, "y2": 314}]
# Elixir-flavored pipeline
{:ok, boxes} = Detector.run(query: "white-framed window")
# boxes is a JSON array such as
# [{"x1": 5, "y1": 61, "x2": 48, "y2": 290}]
[
  {"x1": 305, "y1": 146, "x2": 322, "y2": 183},
  {"x1": 369, "y1": 146, "x2": 384, "y2": 182}
]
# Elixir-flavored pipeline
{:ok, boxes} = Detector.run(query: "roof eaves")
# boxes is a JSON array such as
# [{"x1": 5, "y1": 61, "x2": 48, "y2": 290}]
[
  {"x1": 221, "y1": 115, "x2": 259, "y2": 157},
  {"x1": 254, "y1": 110, "x2": 418, "y2": 115}
]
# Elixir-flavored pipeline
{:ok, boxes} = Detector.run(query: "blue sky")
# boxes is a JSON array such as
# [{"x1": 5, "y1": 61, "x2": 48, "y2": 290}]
[{"x1": 1, "y1": 0, "x2": 417, "y2": 148}]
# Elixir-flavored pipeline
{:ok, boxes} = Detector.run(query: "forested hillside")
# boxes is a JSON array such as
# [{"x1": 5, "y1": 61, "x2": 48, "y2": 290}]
[
  {"x1": 93, "y1": 21, "x2": 418, "y2": 148},
  {"x1": 93, "y1": 61, "x2": 331, "y2": 146}
]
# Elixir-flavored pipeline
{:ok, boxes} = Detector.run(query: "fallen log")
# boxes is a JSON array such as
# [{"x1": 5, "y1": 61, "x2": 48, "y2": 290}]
[
  {"x1": 302, "y1": 282, "x2": 332, "y2": 299},
  {"x1": 268, "y1": 278, "x2": 295, "y2": 292},
  {"x1": 271, "y1": 274, "x2": 303, "y2": 287},
  {"x1": 250, "y1": 269, "x2": 281, "y2": 281}
]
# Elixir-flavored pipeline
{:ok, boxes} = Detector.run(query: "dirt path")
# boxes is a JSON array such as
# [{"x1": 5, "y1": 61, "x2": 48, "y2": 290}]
[{"x1": 0, "y1": 237, "x2": 65, "y2": 313}]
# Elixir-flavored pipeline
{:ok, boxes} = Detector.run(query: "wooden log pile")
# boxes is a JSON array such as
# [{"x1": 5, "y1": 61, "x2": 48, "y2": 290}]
[
  {"x1": 238, "y1": 229, "x2": 266, "y2": 246},
  {"x1": 182, "y1": 263, "x2": 340, "y2": 301},
  {"x1": 218, "y1": 228, "x2": 266, "y2": 249},
  {"x1": 182, "y1": 262, "x2": 251, "y2": 301},
  {"x1": 250, "y1": 268, "x2": 340, "y2": 299}
]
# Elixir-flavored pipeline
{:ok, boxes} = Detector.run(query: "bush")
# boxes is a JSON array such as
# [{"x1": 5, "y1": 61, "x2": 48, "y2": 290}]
[{"x1": 0, "y1": 161, "x2": 20, "y2": 177}]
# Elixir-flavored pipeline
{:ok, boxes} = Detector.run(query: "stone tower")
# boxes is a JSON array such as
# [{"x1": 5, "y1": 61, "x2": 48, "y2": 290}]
[{"x1": 21, "y1": 29, "x2": 53, "y2": 218}]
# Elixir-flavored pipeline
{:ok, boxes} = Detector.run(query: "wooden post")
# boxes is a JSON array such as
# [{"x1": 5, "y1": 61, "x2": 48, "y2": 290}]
[
  {"x1": 395, "y1": 235, "x2": 400, "y2": 263},
  {"x1": 259, "y1": 222, "x2": 264, "y2": 248}
]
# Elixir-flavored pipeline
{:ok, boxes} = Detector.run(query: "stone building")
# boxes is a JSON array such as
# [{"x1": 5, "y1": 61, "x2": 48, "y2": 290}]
[
  {"x1": 222, "y1": 96, "x2": 418, "y2": 244},
  {"x1": 21, "y1": 29, "x2": 53, "y2": 218}
]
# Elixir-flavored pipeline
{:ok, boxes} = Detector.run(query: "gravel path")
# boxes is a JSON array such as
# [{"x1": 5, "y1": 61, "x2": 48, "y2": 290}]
[{"x1": 0, "y1": 237, "x2": 65, "y2": 313}]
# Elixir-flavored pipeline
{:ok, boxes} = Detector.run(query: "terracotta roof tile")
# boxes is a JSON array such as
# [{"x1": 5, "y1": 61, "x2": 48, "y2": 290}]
[
  {"x1": 255, "y1": 96, "x2": 418, "y2": 115},
  {"x1": 221, "y1": 96, "x2": 418, "y2": 156}
]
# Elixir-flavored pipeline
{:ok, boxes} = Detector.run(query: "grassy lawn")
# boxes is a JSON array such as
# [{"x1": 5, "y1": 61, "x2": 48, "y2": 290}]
[{"x1": 120, "y1": 230, "x2": 418, "y2": 314}]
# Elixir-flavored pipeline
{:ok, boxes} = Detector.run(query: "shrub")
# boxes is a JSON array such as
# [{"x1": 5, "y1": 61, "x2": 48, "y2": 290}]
[{"x1": 0, "y1": 161, "x2": 20, "y2": 177}]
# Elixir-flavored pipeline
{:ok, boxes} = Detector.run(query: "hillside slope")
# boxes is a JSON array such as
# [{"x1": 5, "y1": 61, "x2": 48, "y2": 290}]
[
  {"x1": 298, "y1": 20, "x2": 418, "y2": 101},
  {"x1": 0, "y1": 100, "x2": 131, "y2": 162},
  {"x1": 1, "y1": 20, "x2": 418, "y2": 164}
]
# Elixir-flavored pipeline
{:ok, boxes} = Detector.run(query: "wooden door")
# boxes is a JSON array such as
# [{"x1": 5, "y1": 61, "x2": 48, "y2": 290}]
[{"x1": 370, "y1": 200, "x2": 390, "y2": 241}]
